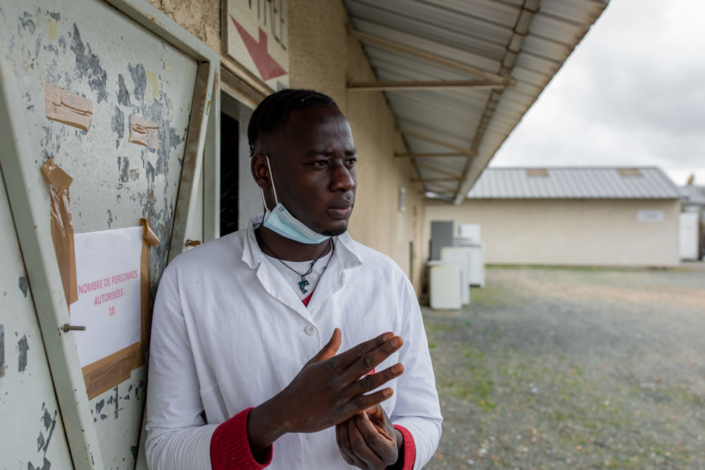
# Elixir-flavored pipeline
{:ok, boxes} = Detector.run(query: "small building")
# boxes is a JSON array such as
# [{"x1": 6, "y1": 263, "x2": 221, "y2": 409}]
[{"x1": 424, "y1": 167, "x2": 683, "y2": 267}]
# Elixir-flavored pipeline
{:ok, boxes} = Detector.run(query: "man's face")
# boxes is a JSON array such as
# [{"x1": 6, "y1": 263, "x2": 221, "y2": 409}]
[{"x1": 256, "y1": 106, "x2": 357, "y2": 236}]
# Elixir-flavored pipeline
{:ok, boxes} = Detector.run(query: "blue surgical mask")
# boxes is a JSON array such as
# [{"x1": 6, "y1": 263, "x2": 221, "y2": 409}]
[{"x1": 261, "y1": 156, "x2": 331, "y2": 245}]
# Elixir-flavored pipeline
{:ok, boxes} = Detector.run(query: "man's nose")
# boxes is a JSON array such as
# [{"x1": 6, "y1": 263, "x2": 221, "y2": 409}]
[{"x1": 330, "y1": 162, "x2": 356, "y2": 192}]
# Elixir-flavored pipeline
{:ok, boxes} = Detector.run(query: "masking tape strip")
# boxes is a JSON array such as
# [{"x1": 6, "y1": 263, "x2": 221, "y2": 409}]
[
  {"x1": 41, "y1": 159, "x2": 78, "y2": 309},
  {"x1": 45, "y1": 82, "x2": 93, "y2": 132},
  {"x1": 129, "y1": 115, "x2": 160, "y2": 149},
  {"x1": 82, "y1": 220, "x2": 159, "y2": 399},
  {"x1": 140, "y1": 218, "x2": 160, "y2": 247}
]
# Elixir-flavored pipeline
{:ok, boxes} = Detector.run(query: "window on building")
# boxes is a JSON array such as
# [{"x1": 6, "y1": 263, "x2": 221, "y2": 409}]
[
  {"x1": 618, "y1": 168, "x2": 643, "y2": 177},
  {"x1": 526, "y1": 168, "x2": 549, "y2": 177}
]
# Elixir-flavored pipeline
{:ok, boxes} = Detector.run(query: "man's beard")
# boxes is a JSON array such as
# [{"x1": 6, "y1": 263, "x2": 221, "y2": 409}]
[{"x1": 322, "y1": 226, "x2": 348, "y2": 237}]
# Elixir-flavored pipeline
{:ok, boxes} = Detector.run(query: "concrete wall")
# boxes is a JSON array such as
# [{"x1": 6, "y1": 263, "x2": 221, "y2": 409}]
[
  {"x1": 424, "y1": 199, "x2": 681, "y2": 267},
  {"x1": 148, "y1": 0, "x2": 426, "y2": 289}
]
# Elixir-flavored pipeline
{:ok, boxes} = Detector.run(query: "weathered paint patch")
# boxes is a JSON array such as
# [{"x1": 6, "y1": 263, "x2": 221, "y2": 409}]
[
  {"x1": 18, "y1": 276, "x2": 29, "y2": 297},
  {"x1": 19, "y1": 12, "x2": 36, "y2": 34},
  {"x1": 113, "y1": 385, "x2": 119, "y2": 419},
  {"x1": 117, "y1": 73, "x2": 132, "y2": 106},
  {"x1": 129, "y1": 169, "x2": 140, "y2": 181},
  {"x1": 46, "y1": 11, "x2": 61, "y2": 22},
  {"x1": 43, "y1": 411, "x2": 57, "y2": 453},
  {"x1": 69, "y1": 23, "x2": 108, "y2": 103},
  {"x1": 37, "y1": 431, "x2": 45, "y2": 451},
  {"x1": 47, "y1": 17, "x2": 58, "y2": 41},
  {"x1": 128, "y1": 63, "x2": 147, "y2": 103},
  {"x1": 18, "y1": 334, "x2": 29, "y2": 372},
  {"x1": 41, "y1": 407, "x2": 52, "y2": 430},
  {"x1": 118, "y1": 156, "x2": 130, "y2": 183},
  {"x1": 28, "y1": 457, "x2": 51, "y2": 470},
  {"x1": 146, "y1": 70, "x2": 158, "y2": 97},
  {"x1": 111, "y1": 105, "x2": 125, "y2": 140}
]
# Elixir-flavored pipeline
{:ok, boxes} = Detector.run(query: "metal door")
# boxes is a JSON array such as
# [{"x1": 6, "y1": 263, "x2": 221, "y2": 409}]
[{"x1": 0, "y1": 0, "x2": 220, "y2": 468}]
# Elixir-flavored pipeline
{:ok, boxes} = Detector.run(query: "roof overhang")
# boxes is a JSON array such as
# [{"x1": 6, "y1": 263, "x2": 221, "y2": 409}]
[{"x1": 343, "y1": 0, "x2": 610, "y2": 204}]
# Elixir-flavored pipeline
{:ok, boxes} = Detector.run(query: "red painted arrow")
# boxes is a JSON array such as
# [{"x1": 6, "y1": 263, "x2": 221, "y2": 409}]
[{"x1": 230, "y1": 14, "x2": 287, "y2": 82}]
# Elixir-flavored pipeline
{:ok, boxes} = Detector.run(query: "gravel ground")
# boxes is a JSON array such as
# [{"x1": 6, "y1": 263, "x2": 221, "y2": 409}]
[{"x1": 422, "y1": 264, "x2": 705, "y2": 469}]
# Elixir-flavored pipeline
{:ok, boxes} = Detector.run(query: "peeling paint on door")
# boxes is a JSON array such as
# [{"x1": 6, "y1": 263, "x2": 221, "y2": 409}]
[{"x1": 2, "y1": 0, "x2": 200, "y2": 466}]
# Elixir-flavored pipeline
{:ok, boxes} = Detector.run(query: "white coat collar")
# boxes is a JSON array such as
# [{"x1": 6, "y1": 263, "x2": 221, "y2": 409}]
[
  {"x1": 241, "y1": 213, "x2": 363, "y2": 271},
  {"x1": 241, "y1": 214, "x2": 363, "y2": 320}
]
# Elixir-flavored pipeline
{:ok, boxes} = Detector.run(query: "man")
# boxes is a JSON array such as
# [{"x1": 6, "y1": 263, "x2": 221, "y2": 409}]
[{"x1": 145, "y1": 89, "x2": 442, "y2": 469}]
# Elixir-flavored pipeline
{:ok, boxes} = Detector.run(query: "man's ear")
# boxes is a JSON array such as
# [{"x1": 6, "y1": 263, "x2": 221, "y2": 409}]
[{"x1": 251, "y1": 153, "x2": 271, "y2": 189}]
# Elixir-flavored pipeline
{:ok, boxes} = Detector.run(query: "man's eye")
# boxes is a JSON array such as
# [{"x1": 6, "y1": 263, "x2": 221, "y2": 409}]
[
  {"x1": 312, "y1": 160, "x2": 329, "y2": 167},
  {"x1": 346, "y1": 159, "x2": 357, "y2": 167}
]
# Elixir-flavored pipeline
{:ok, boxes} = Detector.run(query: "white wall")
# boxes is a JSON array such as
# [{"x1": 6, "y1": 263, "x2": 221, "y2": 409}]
[{"x1": 424, "y1": 199, "x2": 681, "y2": 267}]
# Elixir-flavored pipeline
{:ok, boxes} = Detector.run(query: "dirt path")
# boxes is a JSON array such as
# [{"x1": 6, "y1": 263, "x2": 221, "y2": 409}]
[{"x1": 423, "y1": 266, "x2": 705, "y2": 469}]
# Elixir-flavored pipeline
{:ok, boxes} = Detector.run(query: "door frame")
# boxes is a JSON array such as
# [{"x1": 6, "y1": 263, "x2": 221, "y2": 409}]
[{"x1": 0, "y1": 1, "x2": 219, "y2": 468}]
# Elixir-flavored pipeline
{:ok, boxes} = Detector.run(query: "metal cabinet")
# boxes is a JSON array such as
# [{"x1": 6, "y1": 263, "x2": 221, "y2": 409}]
[{"x1": 0, "y1": 0, "x2": 219, "y2": 468}]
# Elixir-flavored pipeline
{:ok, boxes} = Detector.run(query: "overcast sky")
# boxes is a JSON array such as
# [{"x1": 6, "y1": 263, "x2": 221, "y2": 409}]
[{"x1": 491, "y1": 0, "x2": 705, "y2": 186}]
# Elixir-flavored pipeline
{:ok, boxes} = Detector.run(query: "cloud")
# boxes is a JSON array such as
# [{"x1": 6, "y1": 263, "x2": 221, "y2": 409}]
[{"x1": 492, "y1": 0, "x2": 705, "y2": 186}]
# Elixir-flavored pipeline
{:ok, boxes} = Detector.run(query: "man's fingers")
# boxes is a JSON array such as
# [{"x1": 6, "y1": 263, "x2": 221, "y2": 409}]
[
  {"x1": 342, "y1": 337, "x2": 404, "y2": 382},
  {"x1": 335, "y1": 424, "x2": 356, "y2": 466},
  {"x1": 345, "y1": 387, "x2": 394, "y2": 416},
  {"x1": 332, "y1": 332, "x2": 396, "y2": 369},
  {"x1": 356, "y1": 412, "x2": 397, "y2": 462},
  {"x1": 338, "y1": 421, "x2": 366, "y2": 468},
  {"x1": 345, "y1": 363, "x2": 404, "y2": 397},
  {"x1": 306, "y1": 328, "x2": 342, "y2": 365},
  {"x1": 348, "y1": 417, "x2": 385, "y2": 468}
]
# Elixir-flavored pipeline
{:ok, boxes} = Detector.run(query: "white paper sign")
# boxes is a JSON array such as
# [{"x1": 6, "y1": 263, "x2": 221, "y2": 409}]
[
  {"x1": 72, "y1": 227, "x2": 143, "y2": 367},
  {"x1": 637, "y1": 210, "x2": 665, "y2": 222}
]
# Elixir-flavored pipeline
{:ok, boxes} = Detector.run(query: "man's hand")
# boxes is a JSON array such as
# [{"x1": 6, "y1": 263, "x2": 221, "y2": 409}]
[
  {"x1": 247, "y1": 329, "x2": 404, "y2": 455},
  {"x1": 335, "y1": 405, "x2": 404, "y2": 470}
]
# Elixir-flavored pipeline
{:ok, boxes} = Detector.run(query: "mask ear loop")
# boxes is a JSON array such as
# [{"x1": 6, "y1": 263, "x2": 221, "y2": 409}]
[{"x1": 264, "y1": 155, "x2": 279, "y2": 206}]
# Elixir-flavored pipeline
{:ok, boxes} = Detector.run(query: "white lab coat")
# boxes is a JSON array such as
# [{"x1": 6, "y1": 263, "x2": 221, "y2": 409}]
[{"x1": 145, "y1": 215, "x2": 442, "y2": 470}]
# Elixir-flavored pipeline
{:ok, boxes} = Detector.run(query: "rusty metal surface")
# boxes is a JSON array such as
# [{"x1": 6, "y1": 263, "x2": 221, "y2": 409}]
[
  {"x1": 0, "y1": 165, "x2": 74, "y2": 470},
  {"x1": 0, "y1": 0, "x2": 202, "y2": 467},
  {"x1": 342, "y1": 0, "x2": 609, "y2": 202}
]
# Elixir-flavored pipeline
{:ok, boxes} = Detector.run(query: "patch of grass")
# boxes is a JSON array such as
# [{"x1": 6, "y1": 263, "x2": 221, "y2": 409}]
[
  {"x1": 465, "y1": 349, "x2": 487, "y2": 361},
  {"x1": 468, "y1": 284, "x2": 515, "y2": 308},
  {"x1": 425, "y1": 322, "x2": 453, "y2": 332},
  {"x1": 605, "y1": 456, "x2": 640, "y2": 469},
  {"x1": 481, "y1": 326, "x2": 502, "y2": 342},
  {"x1": 486, "y1": 264, "x2": 691, "y2": 273}
]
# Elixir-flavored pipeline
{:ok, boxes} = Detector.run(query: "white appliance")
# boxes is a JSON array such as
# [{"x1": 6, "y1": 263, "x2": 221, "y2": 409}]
[
  {"x1": 454, "y1": 223, "x2": 485, "y2": 287},
  {"x1": 679, "y1": 212, "x2": 700, "y2": 260},
  {"x1": 458, "y1": 224, "x2": 481, "y2": 243},
  {"x1": 441, "y1": 247, "x2": 471, "y2": 304},
  {"x1": 429, "y1": 264, "x2": 462, "y2": 310}
]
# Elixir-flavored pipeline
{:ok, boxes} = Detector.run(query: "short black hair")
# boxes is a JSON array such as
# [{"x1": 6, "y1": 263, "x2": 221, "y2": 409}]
[{"x1": 247, "y1": 89, "x2": 339, "y2": 156}]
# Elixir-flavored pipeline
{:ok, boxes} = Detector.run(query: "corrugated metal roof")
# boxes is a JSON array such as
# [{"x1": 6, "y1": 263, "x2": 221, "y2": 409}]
[
  {"x1": 681, "y1": 185, "x2": 705, "y2": 205},
  {"x1": 343, "y1": 0, "x2": 609, "y2": 204},
  {"x1": 466, "y1": 167, "x2": 683, "y2": 199}
]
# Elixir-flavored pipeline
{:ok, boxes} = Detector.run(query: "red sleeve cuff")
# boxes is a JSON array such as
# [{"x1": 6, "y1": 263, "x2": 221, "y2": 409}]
[
  {"x1": 210, "y1": 407, "x2": 273, "y2": 470},
  {"x1": 393, "y1": 425, "x2": 416, "y2": 470}
]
